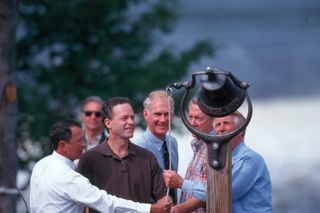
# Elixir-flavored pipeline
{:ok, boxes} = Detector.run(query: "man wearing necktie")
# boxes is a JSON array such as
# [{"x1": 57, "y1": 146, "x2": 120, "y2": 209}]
[{"x1": 135, "y1": 90, "x2": 179, "y2": 204}]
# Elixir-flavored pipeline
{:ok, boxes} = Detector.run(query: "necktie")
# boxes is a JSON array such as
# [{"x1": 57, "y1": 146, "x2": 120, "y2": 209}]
[
  {"x1": 162, "y1": 140, "x2": 170, "y2": 170},
  {"x1": 163, "y1": 140, "x2": 176, "y2": 204}
]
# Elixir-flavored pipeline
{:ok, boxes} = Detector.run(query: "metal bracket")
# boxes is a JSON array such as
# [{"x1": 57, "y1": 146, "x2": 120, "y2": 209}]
[{"x1": 207, "y1": 141, "x2": 228, "y2": 170}]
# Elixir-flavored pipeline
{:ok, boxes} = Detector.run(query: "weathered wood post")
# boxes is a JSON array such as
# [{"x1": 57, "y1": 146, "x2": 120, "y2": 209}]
[{"x1": 207, "y1": 143, "x2": 232, "y2": 213}]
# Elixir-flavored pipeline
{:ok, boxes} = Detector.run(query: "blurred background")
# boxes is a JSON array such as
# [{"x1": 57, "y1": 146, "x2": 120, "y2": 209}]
[{"x1": 0, "y1": 0, "x2": 319, "y2": 212}]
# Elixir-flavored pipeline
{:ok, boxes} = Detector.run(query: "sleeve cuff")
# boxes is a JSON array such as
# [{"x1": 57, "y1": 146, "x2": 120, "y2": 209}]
[
  {"x1": 181, "y1": 179, "x2": 194, "y2": 194},
  {"x1": 138, "y1": 203, "x2": 152, "y2": 213}
]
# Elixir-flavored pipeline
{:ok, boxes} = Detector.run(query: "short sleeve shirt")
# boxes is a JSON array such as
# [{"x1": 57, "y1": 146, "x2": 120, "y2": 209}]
[{"x1": 78, "y1": 141, "x2": 167, "y2": 204}]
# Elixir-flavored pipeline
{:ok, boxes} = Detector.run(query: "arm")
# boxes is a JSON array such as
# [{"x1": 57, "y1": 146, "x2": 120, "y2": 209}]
[
  {"x1": 163, "y1": 170, "x2": 206, "y2": 202},
  {"x1": 150, "y1": 196, "x2": 173, "y2": 213},
  {"x1": 171, "y1": 197, "x2": 205, "y2": 213},
  {"x1": 181, "y1": 180, "x2": 206, "y2": 202},
  {"x1": 72, "y1": 169, "x2": 173, "y2": 212},
  {"x1": 69, "y1": 173, "x2": 152, "y2": 212},
  {"x1": 232, "y1": 155, "x2": 260, "y2": 201}
]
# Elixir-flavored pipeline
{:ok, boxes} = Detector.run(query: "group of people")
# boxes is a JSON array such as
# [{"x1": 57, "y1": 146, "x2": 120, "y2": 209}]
[{"x1": 29, "y1": 90, "x2": 272, "y2": 213}]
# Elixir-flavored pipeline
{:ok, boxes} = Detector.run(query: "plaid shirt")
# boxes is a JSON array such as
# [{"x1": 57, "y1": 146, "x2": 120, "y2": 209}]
[{"x1": 180, "y1": 138, "x2": 207, "y2": 213}]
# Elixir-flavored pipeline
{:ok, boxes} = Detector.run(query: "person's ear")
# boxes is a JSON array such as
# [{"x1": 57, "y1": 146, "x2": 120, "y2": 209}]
[
  {"x1": 169, "y1": 110, "x2": 175, "y2": 119},
  {"x1": 58, "y1": 140, "x2": 67, "y2": 152},
  {"x1": 143, "y1": 109, "x2": 149, "y2": 120},
  {"x1": 104, "y1": 119, "x2": 112, "y2": 130}
]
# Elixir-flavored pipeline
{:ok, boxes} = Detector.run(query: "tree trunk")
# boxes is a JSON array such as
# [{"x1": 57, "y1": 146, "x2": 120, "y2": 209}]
[{"x1": 0, "y1": 0, "x2": 19, "y2": 212}]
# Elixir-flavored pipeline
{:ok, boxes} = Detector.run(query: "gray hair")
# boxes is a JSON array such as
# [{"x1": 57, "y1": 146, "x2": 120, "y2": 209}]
[
  {"x1": 212, "y1": 111, "x2": 245, "y2": 128},
  {"x1": 143, "y1": 90, "x2": 174, "y2": 111},
  {"x1": 188, "y1": 97, "x2": 198, "y2": 108},
  {"x1": 233, "y1": 111, "x2": 245, "y2": 127},
  {"x1": 81, "y1": 95, "x2": 104, "y2": 111}
]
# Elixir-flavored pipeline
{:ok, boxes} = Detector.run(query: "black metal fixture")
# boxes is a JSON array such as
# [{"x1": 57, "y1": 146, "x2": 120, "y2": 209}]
[{"x1": 167, "y1": 67, "x2": 253, "y2": 170}]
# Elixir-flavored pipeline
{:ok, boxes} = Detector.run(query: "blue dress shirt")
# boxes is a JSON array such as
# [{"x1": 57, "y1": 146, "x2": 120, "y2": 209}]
[
  {"x1": 134, "y1": 128, "x2": 179, "y2": 172},
  {"x1": 181, "y1": 142, "x2": 272, "y2": 213}
]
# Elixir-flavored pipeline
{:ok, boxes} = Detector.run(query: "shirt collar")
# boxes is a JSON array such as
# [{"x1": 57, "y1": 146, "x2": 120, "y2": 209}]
[
  {"x1": 85, "y1": 131, "x2": 107, "y2": 143},
  {"x1": 144, "y1": 128, "x2": 166, "y2": 151},
  {"x1": 52, "y1": 151, "x2": 76, "y2": 170},
  {"x1": 191, "y1": 130, "x2": 214, "y2": 151},
  {"x1": 85, "y1": 132, "x2": 102, "y2": 143},
  {"x1": 232, "y1": 141, "x2": 245, "y2": 156},
  {"x1": 191, "y1": 138, "x2": 206, "y2": 152},
  {"x1": 100, "y1": 140, "x2": 137, "y2": 158}
]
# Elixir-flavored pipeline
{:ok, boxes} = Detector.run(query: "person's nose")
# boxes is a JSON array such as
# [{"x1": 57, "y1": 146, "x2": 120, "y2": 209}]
[
  {"x1": 91, "y1": 114, "x2": 100, "y2": 118},
  {"x1": 160, "y1": 114, "x2": 167, "y2": 122},
  {"x1": 215, "y1": 125, "x2": 225, "y2": 134},
  {"x1": 127, "y1": 117, "x2": 135, "y2": 125},
  {"x1": 190, "y1": 118, "x2": 197, "y2": 127}
]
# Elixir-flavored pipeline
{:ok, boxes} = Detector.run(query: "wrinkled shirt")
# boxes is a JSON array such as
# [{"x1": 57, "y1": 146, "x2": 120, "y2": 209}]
[
  {"x1": 134, "y1": 128, "x2": 179, "y2": 171},
  {"x1": 181, "y1": 142, "x2": 272, "y2": 213},
  {"x1": 30, "y1": 151, "x2": 151, "y2": 213}
]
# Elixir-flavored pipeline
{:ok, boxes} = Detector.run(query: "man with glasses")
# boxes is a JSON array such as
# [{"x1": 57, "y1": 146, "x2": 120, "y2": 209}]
[{"x1": 80, "y1": 96, "x2": 107, "y2": 151}]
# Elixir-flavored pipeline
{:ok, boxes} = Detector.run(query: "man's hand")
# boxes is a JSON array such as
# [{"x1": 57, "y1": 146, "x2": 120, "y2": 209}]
[
  {"x1": 170, "y1": 198, "x2": 206, "y2": 213},
  {"x1": 163, "y1": 170, "x2": 183, "y2": 189},
  {"x1": 170, "y1": 206, "x2": 178, "y2": 213},
  {"x1": 150, "y1": 196, "x2": 173, "y2": 213}
]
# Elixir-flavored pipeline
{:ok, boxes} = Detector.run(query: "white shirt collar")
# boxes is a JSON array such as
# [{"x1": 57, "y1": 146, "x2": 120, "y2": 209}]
[{"x1": 52, "y1": 151, "x2": 76, "y2": 171}]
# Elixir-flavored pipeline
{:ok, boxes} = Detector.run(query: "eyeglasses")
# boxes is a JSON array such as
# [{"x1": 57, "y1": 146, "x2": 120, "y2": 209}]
[{"x1": 83, "y1": 111, "x2": 102, "y2": 117}]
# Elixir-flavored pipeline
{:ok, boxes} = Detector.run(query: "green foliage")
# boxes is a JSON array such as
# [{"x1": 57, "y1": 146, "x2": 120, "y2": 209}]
[{"x1": 16, "y1": 0, "x2": 214, "y2": 166}]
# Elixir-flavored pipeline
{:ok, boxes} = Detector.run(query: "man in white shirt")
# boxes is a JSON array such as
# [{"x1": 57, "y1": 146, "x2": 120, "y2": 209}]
[{"x1": 30, "y1": 119, "x2": 172, "y2": 213}]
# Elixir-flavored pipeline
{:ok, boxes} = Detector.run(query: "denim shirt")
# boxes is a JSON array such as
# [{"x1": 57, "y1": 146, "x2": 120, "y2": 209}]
[
  {"x1": 182, "y1": 142, "x2": 272, "y2": 213},
  {"x1": 134, "y1": 128, "x2": 179, "y2": 172}
]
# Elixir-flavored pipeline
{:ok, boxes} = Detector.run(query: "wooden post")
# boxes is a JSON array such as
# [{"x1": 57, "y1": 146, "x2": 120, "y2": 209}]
[
  {"x1": 206, "y1": 142, "x2": 232, "y2": 213},
  {"x1": 0, "y1": 0, "x2": 18, "y2": 212}
]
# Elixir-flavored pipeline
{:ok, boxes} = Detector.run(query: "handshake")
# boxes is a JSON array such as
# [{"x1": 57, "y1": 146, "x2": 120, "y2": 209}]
[{"x1": 151, "y1": 170, "x2": 184, "y2": 213}]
